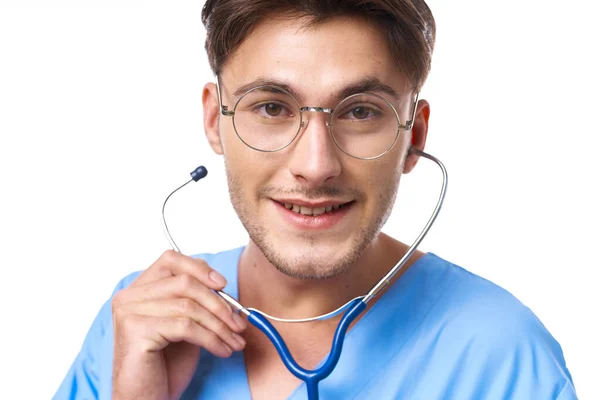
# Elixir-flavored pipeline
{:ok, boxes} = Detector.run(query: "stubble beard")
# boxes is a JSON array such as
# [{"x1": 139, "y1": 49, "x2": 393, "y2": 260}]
[{"x1": 225, "y1": 165, "x2": 400, "y2": 280}]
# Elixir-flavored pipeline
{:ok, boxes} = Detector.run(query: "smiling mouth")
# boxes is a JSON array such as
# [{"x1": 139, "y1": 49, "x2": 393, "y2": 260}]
[{"x1": 278, "y1": 201, "x2": 353, "y2": 216}]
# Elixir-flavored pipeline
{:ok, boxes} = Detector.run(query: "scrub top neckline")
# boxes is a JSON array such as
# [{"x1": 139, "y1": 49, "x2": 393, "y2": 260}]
[{"x1": 214, "y1": 246, "x2": 435, "y2": 400}]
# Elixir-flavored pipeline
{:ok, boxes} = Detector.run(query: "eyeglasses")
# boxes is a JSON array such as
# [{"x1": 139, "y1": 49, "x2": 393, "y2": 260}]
[{"x1": 216, "y1": 78, "x2": 419, "y2": 160}]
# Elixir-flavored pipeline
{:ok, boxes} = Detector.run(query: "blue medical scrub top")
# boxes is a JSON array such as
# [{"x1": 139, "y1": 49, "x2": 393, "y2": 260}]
[{"x1": 54, "y1": 248, "x2": 577, "y2": 399}]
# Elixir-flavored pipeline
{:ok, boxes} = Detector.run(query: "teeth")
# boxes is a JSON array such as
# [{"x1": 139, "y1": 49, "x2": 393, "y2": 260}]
[
  {"x1": 284, "y1": 202, "x2": 345, "y2": 216},
  {"x1": 300, "y1": 206, "x2": 312, "y2": 215}
]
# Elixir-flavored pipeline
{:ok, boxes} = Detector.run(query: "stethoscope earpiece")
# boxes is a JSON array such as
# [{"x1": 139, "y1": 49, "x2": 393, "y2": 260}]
[{"x1": 190, "y1": 166, "x2": 208, "y2": 182}]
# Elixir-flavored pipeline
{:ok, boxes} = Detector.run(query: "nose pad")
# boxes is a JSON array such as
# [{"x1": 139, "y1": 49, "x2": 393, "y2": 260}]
[{"x1": 300, "y1": 119, "x2": 331, "y2": 130}]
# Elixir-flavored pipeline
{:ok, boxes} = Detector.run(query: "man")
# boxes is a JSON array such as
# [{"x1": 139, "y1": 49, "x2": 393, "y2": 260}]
[{"x1": 55, "y1": 0, "x2": 577, "y2": 399}]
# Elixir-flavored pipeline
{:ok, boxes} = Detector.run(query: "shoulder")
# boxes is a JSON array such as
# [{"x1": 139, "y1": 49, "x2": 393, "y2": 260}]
[
  {"x1": 421, "y1": 254, "x2": 557, "y2": 345},
  {"x1": 410, "y1": 253, "x2": 576, "y2": 397},
  {"x1": 401, "y1": 252, "x2": 544, "y2": 336}
]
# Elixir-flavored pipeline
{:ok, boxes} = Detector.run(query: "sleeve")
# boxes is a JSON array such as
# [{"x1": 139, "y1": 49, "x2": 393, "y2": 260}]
[
  {"x1": 424, "y1": 270, "x2": 579, "y2": 400},
  {"x1": 458, "y1": 289, "x2": 579, "y2": 400},
  {"x1": 556, "y1": 380, "x2": 578, "y2": 400},
  {"x1": 52, "y1": 299, "x2": 111, "y2": 400},
  {"x1": 52, "y1": 272, "x2": 142, "y2": 400}
]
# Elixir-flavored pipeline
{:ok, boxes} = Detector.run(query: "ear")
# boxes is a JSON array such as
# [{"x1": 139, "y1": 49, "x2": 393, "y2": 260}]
[
  {"x1": 403, "y1": 99, "x2": 430, "y2": 174},
  {"x1": 202, "y1": 82, "x2": 223, "y2": 155}
]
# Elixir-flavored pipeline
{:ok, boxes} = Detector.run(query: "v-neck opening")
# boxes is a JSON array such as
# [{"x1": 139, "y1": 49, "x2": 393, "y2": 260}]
[{"x1": 225, "y1": 247, "x2": 433, "y2": 400}]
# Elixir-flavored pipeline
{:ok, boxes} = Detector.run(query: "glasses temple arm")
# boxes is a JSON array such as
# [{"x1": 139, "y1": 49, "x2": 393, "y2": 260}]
[{"x1": 215, "y1": 76, "x2": 235, "y2": 116}]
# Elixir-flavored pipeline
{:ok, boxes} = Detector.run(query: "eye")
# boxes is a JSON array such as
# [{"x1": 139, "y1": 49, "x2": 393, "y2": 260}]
[
  {"x1": 252, "y1": 101, "x2": 294, "y2": 118},
  {"x1": 265, "y1": 103, "x2": 282, "y2": 116},
  {"x1": 339, "y1": 104, "x2": 380, "y2": 120},
  {"x1": 351, "y1": 106, "x2": 370, "y2": 119}
]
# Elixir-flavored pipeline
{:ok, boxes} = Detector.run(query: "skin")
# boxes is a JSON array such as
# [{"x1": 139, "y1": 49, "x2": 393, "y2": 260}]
[{"x1": 112, "y1": 14, "x2": 430, "y2": 400}]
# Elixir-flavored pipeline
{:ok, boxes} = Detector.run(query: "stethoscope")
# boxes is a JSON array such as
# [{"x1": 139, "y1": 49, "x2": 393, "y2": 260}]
[{"x1": 162, "y1": 147, "x2": 447, "y2": 399}]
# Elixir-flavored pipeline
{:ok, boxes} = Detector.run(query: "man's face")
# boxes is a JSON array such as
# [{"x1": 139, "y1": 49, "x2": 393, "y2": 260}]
[{"x1": 206, "y1": 16, "x2": 423, "y2": 280}]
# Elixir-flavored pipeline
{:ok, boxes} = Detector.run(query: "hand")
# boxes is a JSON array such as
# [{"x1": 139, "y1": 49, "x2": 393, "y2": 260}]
[{"x1": 111, "y1": 250, "x2": 247, "y2": 400}]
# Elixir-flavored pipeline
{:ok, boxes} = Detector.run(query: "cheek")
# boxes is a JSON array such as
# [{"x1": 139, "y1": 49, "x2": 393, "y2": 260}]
[
  {"x1": 356, "y1": 154, "x2": 404, "y2": 215},
  {"x1": 367, "y1": 169, "x2": 400, "y2": 204},
  {"x1": 219, "y1": 124, "x2": 237, "y2": 154},
  {"x1": 363, "y1": 150, "x2": 405, "y2": 188},
  {"x1": 222, "y1": 129, "x2": 283, "y2": 198}
]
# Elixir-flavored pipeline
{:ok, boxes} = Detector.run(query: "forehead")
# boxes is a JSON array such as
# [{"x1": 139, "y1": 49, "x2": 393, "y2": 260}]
[{"x1": 220, "y1": 15, "x2": 412, "y2": 103}]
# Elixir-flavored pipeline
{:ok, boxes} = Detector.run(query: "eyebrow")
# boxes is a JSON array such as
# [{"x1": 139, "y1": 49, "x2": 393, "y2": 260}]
[
  {"x1": 339, "y1": 78, "x2": 401, "y2": 102},
  {"x1": 233, "y1": 79, "x2": 302, "y2": 100},
  {"x1": 231, "y1": 77, "x2": 401, "y2": 104}
]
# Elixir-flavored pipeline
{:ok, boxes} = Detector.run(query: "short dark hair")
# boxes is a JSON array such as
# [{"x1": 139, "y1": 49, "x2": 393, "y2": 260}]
[{"x1": 201, "y1": 0, "x2": 436, "y2": 90}]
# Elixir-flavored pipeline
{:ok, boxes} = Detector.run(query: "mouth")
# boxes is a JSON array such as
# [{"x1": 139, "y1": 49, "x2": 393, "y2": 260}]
[
  {"x1": 271, "y1": 199, "x2": 355, "y2": 230},
  {"x1": 279, "y1": 201, "x2": 353, "y2": 216}
]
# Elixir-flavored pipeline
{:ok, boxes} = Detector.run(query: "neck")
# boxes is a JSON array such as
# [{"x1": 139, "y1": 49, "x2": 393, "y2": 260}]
[{"x1": 237, "y1": 232, "x2": 418, "y2": 320}]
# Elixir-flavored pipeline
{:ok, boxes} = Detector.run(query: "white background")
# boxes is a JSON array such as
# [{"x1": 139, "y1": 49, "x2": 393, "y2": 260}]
[{"x1": 0, "y1": 0, "x2": 598, "y2": 398}]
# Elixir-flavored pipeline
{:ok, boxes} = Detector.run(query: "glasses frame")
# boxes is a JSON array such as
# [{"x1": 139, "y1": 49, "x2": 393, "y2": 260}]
[{"x1": 216, "y1": 77, "x2": 420, "y2": 160}]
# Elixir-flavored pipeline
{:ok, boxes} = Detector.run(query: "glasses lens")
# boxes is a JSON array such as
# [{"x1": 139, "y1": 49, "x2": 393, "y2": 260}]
[
  {"x1": 331, "y1": 94, "x2": 400, "y2": 159},
  {"x1": 233, "y1": 86, "x2": 301, "y2": 151}
]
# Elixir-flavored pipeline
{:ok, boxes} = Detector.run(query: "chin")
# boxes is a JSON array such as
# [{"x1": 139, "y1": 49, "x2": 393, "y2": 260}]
[
  {"x1": 270, "y1": 252, "x2": 353, "y2": 280},
  {"x1": 255, "y1": 229, "x2": 373, "y2": 280}
]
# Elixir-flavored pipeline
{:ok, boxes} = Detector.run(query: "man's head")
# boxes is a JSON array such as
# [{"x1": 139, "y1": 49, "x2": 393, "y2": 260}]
[{"x1": 201, "y1": 0, "x2": 435, "y2": 280}]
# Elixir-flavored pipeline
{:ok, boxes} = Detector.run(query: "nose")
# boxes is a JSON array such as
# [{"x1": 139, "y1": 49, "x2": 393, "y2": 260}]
[{"x1": 287, "y1": 111, "x2": 342, "y2": 187}]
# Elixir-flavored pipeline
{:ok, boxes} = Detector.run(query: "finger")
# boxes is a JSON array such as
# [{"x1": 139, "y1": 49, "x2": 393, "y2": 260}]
[
  {"x1": 120, "y1": 298, "x2": 246, "y2": 351},
  {"x1": 132, "y1": 249, "x2": 227, "y2": 291},
  {"x1": 114, "y1": 274, "x2": 247, "y2": 333},
  {"x1": 119, "y1": 314, "x2": 234, "y2": 358}
]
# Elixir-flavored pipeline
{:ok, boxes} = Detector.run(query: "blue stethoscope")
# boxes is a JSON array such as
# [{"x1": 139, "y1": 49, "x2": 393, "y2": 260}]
[{"x1": 162, "y1": 147, "x2": 447, "y2": 399}]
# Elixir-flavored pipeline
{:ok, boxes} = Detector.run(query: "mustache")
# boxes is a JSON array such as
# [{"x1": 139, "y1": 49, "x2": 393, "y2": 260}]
[{"x1": 259, "y1": 185, "x2": 364, "y2": 200}]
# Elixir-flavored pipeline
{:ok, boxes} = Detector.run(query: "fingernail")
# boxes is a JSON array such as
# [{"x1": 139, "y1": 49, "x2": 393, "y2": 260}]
[
  {"x1": 209, "y1": 271, "x2": 227, "y2": 286},
  {"x1": 221, "y1": 342, "x2": 233, "y2": 355},
  {"x1": 232, "y1": 312, "x2": 247, "y2": 330},
  {"x1": 232, "y1": 333, "x2": 246, "y2": 348}
]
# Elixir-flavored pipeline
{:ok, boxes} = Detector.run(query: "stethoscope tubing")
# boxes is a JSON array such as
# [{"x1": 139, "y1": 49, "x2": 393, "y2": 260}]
[
  {"x1": 248, "y1": 298, "x2": 366, "y2": 379},
  {"x1": 162, "y1": 147, "x2": 447, "y2": 399}
]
